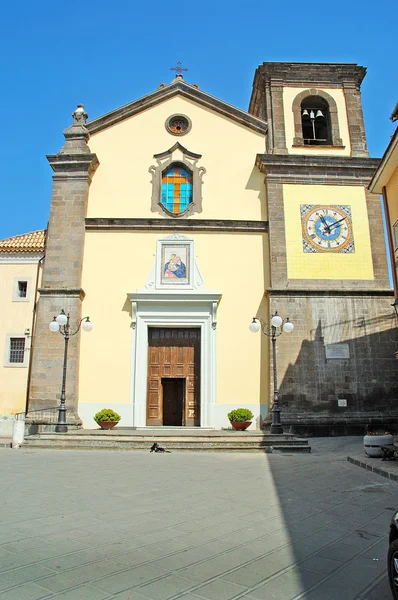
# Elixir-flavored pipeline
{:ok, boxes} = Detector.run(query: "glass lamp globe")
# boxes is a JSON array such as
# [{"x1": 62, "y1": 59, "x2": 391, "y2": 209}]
[
  {"x1": 249, "y1": 319, "x2": 260, "y2": 333},
  {"x1": 49, "y1": 320, "x2": 60, "y2": 332},
  {"x1": 82, "y1": 319, "x2": 93, "y2": 332},
  {"x1": 56, "y1": 312, "x2": 68, "y2": 326},
  {"x1": 283, "y1": 320, "x2": 294, "y2": 333},
  {"x1": 271, "y1": 314, "x2": 283, "y2": 328}
]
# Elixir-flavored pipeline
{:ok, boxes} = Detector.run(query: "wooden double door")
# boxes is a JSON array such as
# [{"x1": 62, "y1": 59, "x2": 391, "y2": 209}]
[{"x1": 147, "y1": 328, "x2": 200, "y2": 426}]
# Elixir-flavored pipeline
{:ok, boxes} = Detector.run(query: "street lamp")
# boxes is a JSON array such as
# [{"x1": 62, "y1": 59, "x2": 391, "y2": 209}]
[
  {"x1": 49, "y1": 310, "x2": 92, "y2": 432},
  {"x1": 250, "y1": 312, "x2": 294, "y2": 434}
]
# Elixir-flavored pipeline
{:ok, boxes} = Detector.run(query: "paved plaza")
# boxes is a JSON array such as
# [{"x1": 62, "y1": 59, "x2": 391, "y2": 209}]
[{"x1": 0, "y1": 438, "x2": 397, "y2": 599}]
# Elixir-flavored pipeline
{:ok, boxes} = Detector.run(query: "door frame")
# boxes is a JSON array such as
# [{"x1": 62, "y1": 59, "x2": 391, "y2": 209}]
[{"x1": 128, "y1": 293, "x2": 221, "y2": 428}]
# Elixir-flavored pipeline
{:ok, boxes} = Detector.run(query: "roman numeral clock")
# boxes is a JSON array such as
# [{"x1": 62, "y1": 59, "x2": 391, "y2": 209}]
[{"x1": 300, "y1": 205, "x2": 355, "y2": 253}]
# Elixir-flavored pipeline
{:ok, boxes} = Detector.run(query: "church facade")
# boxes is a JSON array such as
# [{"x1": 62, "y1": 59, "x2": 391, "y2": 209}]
[{"x1": 26, "y1": 62, "x2": 398, "y2": 434}]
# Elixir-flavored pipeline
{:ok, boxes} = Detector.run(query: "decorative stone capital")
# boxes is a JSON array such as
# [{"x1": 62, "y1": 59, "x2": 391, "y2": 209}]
[{"x1": 60, "y1": 104, "x2": 91, "y2": 155}]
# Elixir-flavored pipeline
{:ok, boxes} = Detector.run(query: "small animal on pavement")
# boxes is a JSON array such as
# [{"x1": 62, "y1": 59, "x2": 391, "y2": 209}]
[{"x1": 150, "y1": 442, "x2": 171, "y2": 453}]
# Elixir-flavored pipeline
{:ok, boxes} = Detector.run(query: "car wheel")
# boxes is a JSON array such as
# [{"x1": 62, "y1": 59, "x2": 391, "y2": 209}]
[{"x1": 388, "y1": 539, "x2": 398, "y2": 598}]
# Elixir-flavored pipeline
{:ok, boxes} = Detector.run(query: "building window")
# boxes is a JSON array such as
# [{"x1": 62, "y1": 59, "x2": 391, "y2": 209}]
[
  {"x1": 393, "y1": 220, "x2": 398, "y2": 251},
  {"x1": 165, "y1": 114, "x2": 192, "y2": 136},
  {"x1": 301, "y1": 97, "x2": 331, "y2": 146},
  {"x1": 18, "y1": 281, "x2": 27, "y2": 297},
  {"x1": 9, "y1": 338, "x2": 25, "y2": 363},
  {"x1": 149, "y1": 143, "x2": 206, "y2": 218},
  {"x1": 4, "y1": 335, "x2": 27, "y2": 367},
  {"x1": 12, "y1": 278, "x2": 31, "y2": 302},
  {"x1": 161, "y1": 164, "x2": 193, "y2": 215}
]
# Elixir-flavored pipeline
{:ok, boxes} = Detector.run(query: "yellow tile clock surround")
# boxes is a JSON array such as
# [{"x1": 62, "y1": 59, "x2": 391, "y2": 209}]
[{"x1": 283, "y1": 184, "x2": 374, "y2": 280}]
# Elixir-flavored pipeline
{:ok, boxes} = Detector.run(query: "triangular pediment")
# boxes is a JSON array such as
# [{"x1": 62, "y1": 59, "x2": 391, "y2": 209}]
[{"x1": 87, "y1": 79, "x2": 267, "y2": 136}]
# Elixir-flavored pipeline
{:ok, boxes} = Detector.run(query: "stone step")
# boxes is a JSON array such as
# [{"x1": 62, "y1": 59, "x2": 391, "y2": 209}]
[{"x1": 22, "y1": 433, "x2": 311, "y2": 453}]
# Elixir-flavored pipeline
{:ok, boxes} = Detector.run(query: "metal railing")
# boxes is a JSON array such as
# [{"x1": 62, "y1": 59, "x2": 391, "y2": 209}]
[{"x1": 15, "y1": 406, "x2": 59, "y2": 423}]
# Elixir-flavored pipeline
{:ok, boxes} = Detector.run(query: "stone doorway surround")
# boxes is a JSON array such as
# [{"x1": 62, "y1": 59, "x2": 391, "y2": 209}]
[{"x1": 128, "y1": 292, "x2": 221, "y2": 428}]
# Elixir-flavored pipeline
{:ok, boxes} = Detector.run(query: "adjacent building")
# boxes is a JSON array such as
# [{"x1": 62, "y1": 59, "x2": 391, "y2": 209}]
[
  {"x1": 0, "y1": 231, "x2": 45, "y2": 434},
  {"x1": 369, "y1": 102, "x2": 398, "y2": 301}
]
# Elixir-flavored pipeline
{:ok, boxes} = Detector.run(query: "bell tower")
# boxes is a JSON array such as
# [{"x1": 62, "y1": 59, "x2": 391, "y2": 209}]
[
  {"x1": 249, "y1": 62, "x2": 397, "y2": 435},
  {"x1": 249, "y1": 62, "x2": 369, "y2": 157}
]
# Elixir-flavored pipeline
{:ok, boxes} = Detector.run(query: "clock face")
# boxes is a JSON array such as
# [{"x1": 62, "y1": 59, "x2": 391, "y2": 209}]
[{"x1": 301, "y1": 205, "x2": 355, "y2": 253}]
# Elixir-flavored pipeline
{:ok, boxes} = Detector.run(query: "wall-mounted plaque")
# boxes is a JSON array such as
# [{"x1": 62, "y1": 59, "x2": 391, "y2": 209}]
[{"x1": 325, "y1": 343, "x2": 350, "y2": 359}]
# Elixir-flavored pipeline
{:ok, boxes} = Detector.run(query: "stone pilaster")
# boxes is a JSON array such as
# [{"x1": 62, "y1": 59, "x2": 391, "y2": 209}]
[
  {"x1": 28, "y1": 106, "x2": 99, "y2": 425},
  {"x1": 343, "y1": 81, "x2": 369, "y2": 157},
  {"x1": 269, "y1": 79, "x2": 288, "y2": 154},
  {"x1": 266, "y1": 181, "x2": 288, "y2": 287}
]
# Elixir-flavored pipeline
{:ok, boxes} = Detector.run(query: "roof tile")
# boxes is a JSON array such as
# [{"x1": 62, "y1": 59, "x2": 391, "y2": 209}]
[{"x1": 0, "y1": 230, "x2": 46, "y2": 253}]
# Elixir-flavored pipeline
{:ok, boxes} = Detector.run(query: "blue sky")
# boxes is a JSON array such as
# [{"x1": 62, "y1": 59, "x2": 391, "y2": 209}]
[{"x1": 0, "y1": 0, "x2": 396, "y2": 240}]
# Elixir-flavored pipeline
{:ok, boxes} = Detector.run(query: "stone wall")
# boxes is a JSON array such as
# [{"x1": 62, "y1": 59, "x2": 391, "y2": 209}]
[{"x1": 266, "y1": 291, "x2": 398, "y2": 435}]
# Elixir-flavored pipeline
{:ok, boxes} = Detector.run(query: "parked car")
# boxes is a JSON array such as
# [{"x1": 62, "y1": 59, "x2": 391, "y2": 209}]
[{"x1": 388, "y1": 510, "x2": 398, "y2": 598}]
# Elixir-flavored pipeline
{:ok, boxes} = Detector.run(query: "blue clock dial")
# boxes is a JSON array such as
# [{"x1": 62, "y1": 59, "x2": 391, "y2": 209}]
[
  {"x1": 301, "y1": 205, "x2": 354, "y2": 253},
  {"x1": 314, "y1": 217, "x2": 341, "y2": 241}
]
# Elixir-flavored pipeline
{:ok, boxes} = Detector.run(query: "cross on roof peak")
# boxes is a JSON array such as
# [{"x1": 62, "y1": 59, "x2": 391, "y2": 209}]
[{"x1": 170, "y1": 61, "x2": 188, "y2": 78}]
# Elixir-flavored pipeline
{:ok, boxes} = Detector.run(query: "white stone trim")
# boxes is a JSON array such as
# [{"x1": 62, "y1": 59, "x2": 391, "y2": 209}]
[
  {"x1": 128, "y1": 292, "x2": 221, "y2": 428},
  {"x1": 0, "y1": 253, "x2": 43, "y2": 264},
  {"x1": 12, "y1": 277, "x2": 31, "y2": 302},
  {"x1": 145, "y1": 233, "x2": 204, "y2": 292}
]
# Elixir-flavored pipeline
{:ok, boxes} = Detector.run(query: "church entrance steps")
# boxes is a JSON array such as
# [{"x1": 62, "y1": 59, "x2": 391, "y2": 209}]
[{"x1": 22, "y1": 429, "x2": 311, "y2": 452}]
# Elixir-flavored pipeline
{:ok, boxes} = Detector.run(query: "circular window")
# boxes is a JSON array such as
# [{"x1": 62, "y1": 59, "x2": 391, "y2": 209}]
[{"x1": 166, "y1": 114, "x2": 192, "y2": 136}]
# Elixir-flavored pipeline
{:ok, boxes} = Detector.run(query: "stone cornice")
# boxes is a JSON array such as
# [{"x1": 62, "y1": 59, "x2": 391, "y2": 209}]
[
  {"x1": 254, "y1": 62, "x2": 366, "y2": 86},
  {"x1": 256, "y1": 154, "x2": 380, "y2": 185},
  {"x1": 267, "y1": 288, "x2": 394, "y2": 297},
  {"x1": 38, "y1": 287, "x2": 86, "y2": 301},
  {"x1": 85, "y1": 218, "x2": 268, "y2": 233},
  {"x1": 86, "y1": 81, "x2": 268, "y2": 136},
  {"x1": 47, "y1": 154, "x2": 99, "y2": 179}
]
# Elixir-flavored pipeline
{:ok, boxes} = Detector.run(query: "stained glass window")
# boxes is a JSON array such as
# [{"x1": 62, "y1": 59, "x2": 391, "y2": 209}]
[
  {"x1": 161, "y1": 165, "x2": 193, "y2": 215},
  {"x1": 169, "y1": 117, "x2": 189, "y2": 134}
]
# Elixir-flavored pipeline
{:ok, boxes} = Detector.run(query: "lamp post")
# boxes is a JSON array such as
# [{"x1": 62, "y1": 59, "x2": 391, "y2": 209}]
[
  {"x1": 249, "y1": 312, "x2": 294, "y2": 434},
  {"x1": 49, "y1": 310, "x2": 92, "y2": 432}
]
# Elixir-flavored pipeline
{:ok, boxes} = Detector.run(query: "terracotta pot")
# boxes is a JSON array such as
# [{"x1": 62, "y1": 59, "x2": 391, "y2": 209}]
[
  {"x1": 98, "y1": 421, "x2": 119, "y2": 430},
  {"x1": 363, "y1": 433, "x2": 393, "y2": 457},
  {"x1": 230, "y1": 421, "x2": 252, "y2": 431}
]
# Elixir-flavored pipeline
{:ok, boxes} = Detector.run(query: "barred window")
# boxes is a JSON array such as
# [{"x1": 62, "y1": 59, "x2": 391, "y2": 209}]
[
  {"x1": 161, "y1": 164, "x2": 193, "y2": 215},
  {"x1": 9, "y1": 338, "x2": 25, "y2": 363}
]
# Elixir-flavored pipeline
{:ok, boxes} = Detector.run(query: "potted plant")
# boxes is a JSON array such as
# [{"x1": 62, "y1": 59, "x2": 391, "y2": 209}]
[
  {"x1": 228, "y1": 408, "x2": 254, "y2": 431},
  {"x1": 94, "y1": 408, "x2": 121, "y2": 430},
  {"x1": 363, "y1": 430, "x2": 393, "y2": 457}
]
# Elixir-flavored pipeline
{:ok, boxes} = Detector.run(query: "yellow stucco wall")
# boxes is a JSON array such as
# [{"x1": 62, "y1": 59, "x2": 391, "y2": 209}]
[
  {"x1": 0, "y1": 263, "x2": 38, "y2": 415},
  {"x1": 284, "y1": 184, "x2": 374, "y2": 279},
  {"x1": 88, "y1": 96, "x2": 267, "y2": 221},
  {"x1": 79, "y1": 231, "x2": 269, "y2": 410},
  {"x1": 283, "y1": 87, "x2": 351, "y2": 156}
]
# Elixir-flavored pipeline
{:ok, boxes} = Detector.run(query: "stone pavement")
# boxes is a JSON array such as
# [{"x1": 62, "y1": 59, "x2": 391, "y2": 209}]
[{"x1": 0, "y1": 437, "x2": 396, "y2": 600}]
